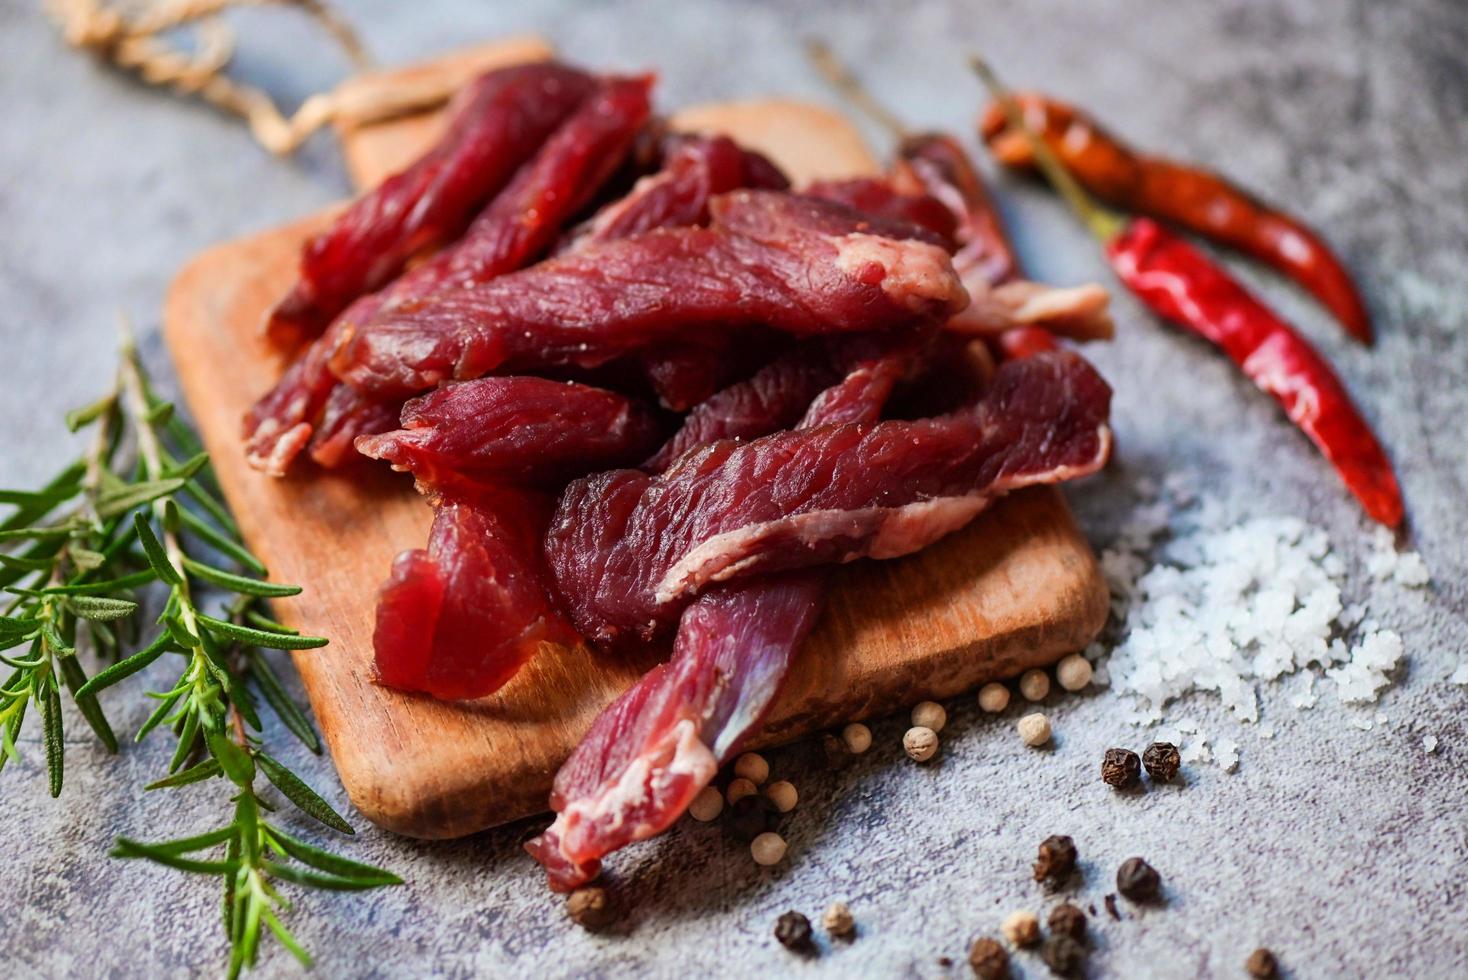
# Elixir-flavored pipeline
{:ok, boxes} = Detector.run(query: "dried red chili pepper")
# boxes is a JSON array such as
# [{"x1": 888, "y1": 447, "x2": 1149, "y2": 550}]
[
  {"x1": 979, "y1": 92, "x2": 1373, "y2": 345},
  {"x1": 973, "y1": 59, "x2": 1403, "y2": 527}
]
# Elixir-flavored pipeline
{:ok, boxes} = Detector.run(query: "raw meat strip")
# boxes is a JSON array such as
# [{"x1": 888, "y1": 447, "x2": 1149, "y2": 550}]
[
  {"x1": 245, "y1": 76, "x2": 652, "y2": 475},
  {"x1": 805, "y1": 176, "x2": 958, "y2": 246},
  {"x1": 526, "y1": 334, "x2": 912, "y2": 890},
  {"x1": 561, "y1": 134, "x2": 788, "y2": 251},
  {"x1": 373, "y1": 487, "x2": 576, "y2": 701},
  {"x1": 546, "y1": 350, "x2": 1112, "y2": 643},
  {"x1": 525, "y1": 572, "x2": 826, "y2": 890},
  {"x1": 643, "y1": 331, "x2": 929, "y2": 472},
  {"x1": 266, "y1": 62, "x2": 596, "y2": 346},
  {"x1": 355, "y1": 376, "x2": 663, "y2": 491},
  {"x1": 331, "y1": 190, "x2": 967, "y2": 397},
  {"x1": 365, "y1": 376, "x2": 669, "y2": 699},
  {"x1": 344, "y1": 76, "x2": 654, "y2": 317},
  {"x1": 895, "y1": 133, "x2": 1021, "y2": 285}
]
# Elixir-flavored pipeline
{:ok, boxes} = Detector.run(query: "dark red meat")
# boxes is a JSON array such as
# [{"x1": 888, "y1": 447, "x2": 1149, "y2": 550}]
[
  {"x1": 266, "y1": 63, "x2": 597, "y2": 346},
  {"x1": 373, "y1": 488, "x2": 576, "y2": 700},
  {"x1": 643, "y1": 331, "x2": 930, "y2": 471},
  {"x1": 805, "y1": 176, "x2": 958, "y2": 246},
  {"x1": 897, "y1": 133, "x2": 1021, "y2": 285},
  {"x1": 526, "y1": 571, "x2": 826, "y2": 890},
  {"x1": 331, "y1": 190, "x2": 967, "y2": 397},
  {"x1": 560, "y1": 134, "x2": 788, "y2": 251},
  {"x1": 547, "y1": 350, "x2": 1112, "y2": 644},
  {"x1": 245, "y1": 76, "x2": 653, "y2": 475},
  {"x1": 355, "y1": 377, "x2": 663, "y2": 491},
  {"x1": 527, "y1": 331, "x2": 915, "y2": 890}
]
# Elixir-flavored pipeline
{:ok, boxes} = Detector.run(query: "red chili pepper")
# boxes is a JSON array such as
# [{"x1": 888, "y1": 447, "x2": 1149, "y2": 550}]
[
  {"x1": 1109, "y1": 219, "x2": 1402, "y2": 525},
  {"x1": 972, "y1": 59, "x2": 1404, "y2": 527},
  {"x1": 979, "y1": 93, "x2": 1373, "y2": 345}
]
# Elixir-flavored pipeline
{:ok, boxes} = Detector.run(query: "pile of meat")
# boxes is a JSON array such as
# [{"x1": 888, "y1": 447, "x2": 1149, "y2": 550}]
[{"x1": 245, "y1": 61, "x2": 1115, "y2": 892}]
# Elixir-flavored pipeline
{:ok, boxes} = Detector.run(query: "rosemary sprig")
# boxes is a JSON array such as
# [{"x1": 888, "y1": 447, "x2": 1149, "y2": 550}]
[{"x1": 1, "y1": 330, "x2": 399, "y2": 976}]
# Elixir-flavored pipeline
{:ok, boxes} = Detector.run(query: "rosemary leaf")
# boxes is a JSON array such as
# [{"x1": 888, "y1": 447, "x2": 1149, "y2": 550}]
[
  {"x1": 261, "y1": 861, "x2": 385, "y2": 892},
  {"x1": 206, "y1": 732, "x2": 256, "y2": 788},
  {"x1": 136, "y1": 688, "x2": 183, "y2": 741},
  {"x1": 183, "y1": 557, "x2": 303, "y2": 598},
  {"x1": 133, "y1": 512, "x2": 182, "y2": 586},
  {"x1": 95, "y1": 477, "x2": 187, "y2": 520},
  {"x1": 76, "y1": 632, "x2": 172, "y2": 698},
  {"x1": 197, "y1": 615, "x2": 328, "y2": 651},
  {"x1": 247, "y1": 651, "x2": 319, "y2": 753},
  {"x1": 64, "y1": 595, "x2": 140, "y2": 622},
  {"x1": 42, "y1": 569, "x2": 157, "y2": 595},
  {"x1": 255, "y1": 751, "x2": 353, "y2": 834},
  {"x1": 112, "y1": 837, "x2": 237, "y2": 875},
  {"x1": 0, "y1": 553, "x2": 57, "y2": 573},
  {"x1": 175, "y1": 506, "x2": 266, "y2": 576},
  {"x1": 57, "y1": 654, "x2": 118, "y2": 753},
  {"x1": 145, "y1": 757, "x2": 223, "y2": 790},
  {"x1": 65, "y1": 393, "x2": 116, "y2": 432},
  {"x1": 41, "y1": 672, "x2": 64, "y2": 797},
  {"x1": 267, "y1": 826, "x2": 400, "y2": 885}
]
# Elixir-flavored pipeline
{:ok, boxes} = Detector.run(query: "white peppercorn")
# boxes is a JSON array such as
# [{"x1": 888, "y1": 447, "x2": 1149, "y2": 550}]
[
  {"x1": 751, "y1": 831, "x2": 787, "y2": 866},
  {"x1": 1019, "y1": 668, "x2": 1050, "y2": 702},
  {"x1": 910, "y1": 700, "x2": 947, "y2": 732},
  {"x1": 822, "y1": 901, "x2": 855, "y2": 939},
  {"x1": 765, "y1": 780, "x2": 798, "y2": 813},
  {"x1": 688, "y1": 785, "x2": 723, "y2": 822},
  {"x1": 727, "y1": 777, "x2": 758, "y2": 804},
  {"x1": 978, "y1": 682, "x2": 1010, "y2": 713},
  {"x1": 1055, "y1": 653, "x2": 1093, "y2": 692},
  {"x1": 734, "y1": 751, "x2": 770, "y2": 785},
  {"x1": 1000, "y1": 909, "x2": 1041, "y2": 947},
  {"x1": 841, "y1": 722, "x2": 872, "y2": 754},
  {"x1": 1017, "y1": 712, "x2": 1051, "y2": 747},
  {"x1": 903, "y1": 725, "x2": 939, "y2": 762}
]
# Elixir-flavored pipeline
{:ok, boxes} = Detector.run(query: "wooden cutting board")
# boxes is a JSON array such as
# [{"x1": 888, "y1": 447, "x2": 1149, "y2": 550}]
[{"x1": 163, "y1": 38, "x2": 1109, "y2": 839}]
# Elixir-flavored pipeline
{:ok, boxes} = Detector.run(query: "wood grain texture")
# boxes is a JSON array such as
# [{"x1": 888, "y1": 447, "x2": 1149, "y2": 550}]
[{"x1": 162, "y1": 40, "x2": 1109, "y2": 839}]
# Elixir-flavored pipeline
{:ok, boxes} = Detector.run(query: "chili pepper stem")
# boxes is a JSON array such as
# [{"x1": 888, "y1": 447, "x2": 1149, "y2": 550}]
[
  {"x1": 968, "y1": 57, "x2": 1126, "y2": 243},
  {"x1": 805, "y1": 40, "x2": 912, "y2": 140}
]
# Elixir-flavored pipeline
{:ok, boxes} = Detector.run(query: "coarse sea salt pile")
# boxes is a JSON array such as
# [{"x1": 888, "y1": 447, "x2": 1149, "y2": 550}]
[{"x1": 1086, "y1": 474, "x2": 1431, "y2": 770}]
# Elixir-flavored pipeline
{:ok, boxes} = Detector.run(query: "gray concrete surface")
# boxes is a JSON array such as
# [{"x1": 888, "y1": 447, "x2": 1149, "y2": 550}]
[{"x1": 3, "y1": 0, "x2": 1467, "y2": 976}]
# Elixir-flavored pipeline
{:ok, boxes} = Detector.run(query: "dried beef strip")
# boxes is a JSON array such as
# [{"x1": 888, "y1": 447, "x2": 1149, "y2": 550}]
[
  {"x1": 331, "y1": 190, "x2": 966, "y2": 398},
  {"x1": 546, "y1": 351, "x2": 1112, "y2": 644},
  {"x1": 266, "y1": 62, "x2": 597, "y2": 346}
]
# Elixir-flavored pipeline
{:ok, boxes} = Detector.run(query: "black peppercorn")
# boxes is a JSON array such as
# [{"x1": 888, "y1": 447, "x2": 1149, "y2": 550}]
[
  {"x1": 822, "y1": 732, "x2": 851, "y2": 770},
  {"x1": 1033, "y1": 834, "x2": 1078, "y2": 884},
  {"x1": 1245, "y1": 948, "x2": 1279, "y2": 978},
  {"x1": 1101, "y1": 747, "x2": 1142, "y2": 788},
  {"x1": 723, "y1": 793, "x2": 777, "y2": 842},
  {"x1": 1040, "y1": 934, "x2": 1086, "y2": 976},
  {"x1": 1048, "y1": 903, "x2": 1087, "y2": 942},
  {"x1": 774, "y1": 910, "x2": 814, "y2": 951},
  {"x1": 566, "y1": 886, "x2": 615, "y2": 930},
  {"x1": 1116, "y1": 856, "x2": 1161, "y2": 902},
  {"x1": 1143, "y1": 742, "x2": 1181, "y2": 782},
  {"x1": 967, "y1": 936, "x2": 1009, "y2": 980},
  {"x1": 1103, "y1": 893, "x2": 1120, "y2": 921}
]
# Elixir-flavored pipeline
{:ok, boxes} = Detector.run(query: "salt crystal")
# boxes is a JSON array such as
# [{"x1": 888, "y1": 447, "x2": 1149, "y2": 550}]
[
  {"x1": 1423, "y1": 735, "x2": 1439, "y2": 754},
  {"x1": 1450, "y1": 663, "x2": 1468, "y2": 686},
  {"x1": 1215, "y1": 739, "x2": 1240, "y2": 772},
  {"x1": 1348, "y1": 716, "x2": 1374, "y2": 731},
  {"x1": 1093, "y1": 483, "x2": 1417, "y2": 769},
  {"x1": 1258, "y1": 724, "x2": 1276, "y2": 739}
]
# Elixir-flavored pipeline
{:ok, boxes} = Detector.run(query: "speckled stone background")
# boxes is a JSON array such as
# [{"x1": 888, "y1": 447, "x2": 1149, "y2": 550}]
[{"x1": 3, "y1": 1, "x2": 1466, "y2": 977}]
